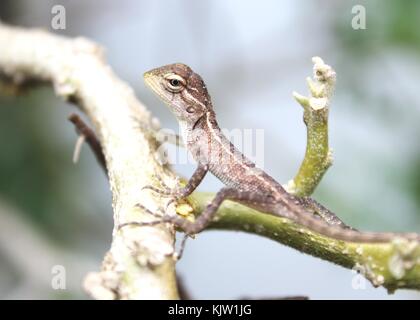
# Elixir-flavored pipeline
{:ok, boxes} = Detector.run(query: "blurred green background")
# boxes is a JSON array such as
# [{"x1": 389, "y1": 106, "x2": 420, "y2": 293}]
[{"x1": 0, "y1": 0, "x2": 419, "y2": 299}]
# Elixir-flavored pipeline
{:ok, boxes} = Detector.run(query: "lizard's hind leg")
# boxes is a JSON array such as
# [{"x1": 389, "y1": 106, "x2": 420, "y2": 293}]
[
  {"x1": 119, "y1": 187, "x2": 273, "y2": 256},
  {"x1": 298, "y1": 198, "x2": 355, "y2": 230},
  {"x1": 168, "y1": 187, "x2": 277, "y2": 235}
]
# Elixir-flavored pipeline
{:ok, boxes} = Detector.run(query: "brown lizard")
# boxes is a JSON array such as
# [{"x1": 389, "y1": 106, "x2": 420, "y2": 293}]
[{"x1": 139, "y1": 63, "x2": 419, "y2": 243}]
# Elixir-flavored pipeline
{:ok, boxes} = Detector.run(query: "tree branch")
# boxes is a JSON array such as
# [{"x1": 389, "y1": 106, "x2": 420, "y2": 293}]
[
  {"x1": 285, "y1": 57, "x2": 334, "y2": 197},
  {"x1": 0, "y1": 23, "x2": 179, "y2": 299},
  {"x1": 192, "y1": 193, "x2": 420, "y2": 292}
]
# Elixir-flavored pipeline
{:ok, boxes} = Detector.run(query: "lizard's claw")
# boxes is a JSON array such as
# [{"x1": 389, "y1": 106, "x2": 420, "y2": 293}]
[
  {"x1": 142, "y1": 174, "x2": 183, "y2": 198},
  {"x1": 142, "y1": 184, "x2": 172, "y2": 196},
  {"x1": 142, "y1": 185, "x2": 186, "y2": 201},
  {"x1": 134, "y1": 203, "x2": 165, "y2": 218},
  {"x1": 165, "y1": 198, "x2": 177, "y2": 211},
  {"x1": 118, "y1": 203, "x2": 167, "y2": 230},
  {"x1": 141, "y1": 174, "x2": 189, "y2": 214}
]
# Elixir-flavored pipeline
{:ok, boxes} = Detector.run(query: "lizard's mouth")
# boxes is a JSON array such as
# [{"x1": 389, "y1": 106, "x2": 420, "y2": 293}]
[
  {"x1": 143, "y1": 71, "x2": 184, "y2": 119},
  {"x1": 143, "y1": 71, "x2": 167, "y2": 102},
  {"x1": 143, "y1": 70, "x2": 155, "y2": 87}
]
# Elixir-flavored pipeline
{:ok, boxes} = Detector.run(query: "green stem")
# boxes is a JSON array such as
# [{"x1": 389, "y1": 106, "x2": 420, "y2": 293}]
[
  {"x1": 286, "y1": 57, "x2": 335, "y2": 197},
  {"x1": 291, "y1": 105, "x2": 332, "y2": 196},
  {"x1": 191, "y1": 192, "x2": 420, "y2": 292}
]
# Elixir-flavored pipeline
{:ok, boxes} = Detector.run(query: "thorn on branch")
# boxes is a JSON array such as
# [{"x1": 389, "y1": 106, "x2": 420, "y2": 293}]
[
  {"x1": 73, "y1": 134, "x2": 86, "y2": 164},
  {"x1": 68, "y1": 113, "x2": 107, "y2": 172}
]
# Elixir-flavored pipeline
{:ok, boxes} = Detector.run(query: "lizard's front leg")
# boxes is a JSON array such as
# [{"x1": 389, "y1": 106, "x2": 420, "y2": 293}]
[{"x1": 143, "y1": 163, "x2": 209, "y2": 200}]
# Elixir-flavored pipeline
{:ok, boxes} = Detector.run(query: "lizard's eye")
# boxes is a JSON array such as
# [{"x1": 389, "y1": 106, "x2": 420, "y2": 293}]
[
  {"x1": 164, "y1": 74, "x2": 186, "y2": 93},
  {"x1": 170, "y1": 79, "x2": 180, "y2": 87}
]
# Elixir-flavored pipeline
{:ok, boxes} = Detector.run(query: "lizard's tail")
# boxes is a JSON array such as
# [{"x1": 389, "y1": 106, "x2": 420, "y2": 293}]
[{"x1": 278, "y1": 201, "x2": 420, "y2": 243}]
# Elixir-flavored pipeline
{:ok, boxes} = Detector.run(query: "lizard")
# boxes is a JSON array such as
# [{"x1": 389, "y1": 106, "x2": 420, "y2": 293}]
[{"x1": 138, "y1": 62, "x2": 420, "y2": 243}]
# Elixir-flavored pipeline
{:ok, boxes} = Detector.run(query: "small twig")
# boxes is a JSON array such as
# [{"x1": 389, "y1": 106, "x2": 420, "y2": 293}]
[
  {"x1": 285, "y1": 57, "x2": 335, "y2": 197},
  {"x1": 68, "y1": 113, "x2": 107, "y2": 171},
  {"x1": 174, "y1": 234, "x2": 189, "y2": 261}
]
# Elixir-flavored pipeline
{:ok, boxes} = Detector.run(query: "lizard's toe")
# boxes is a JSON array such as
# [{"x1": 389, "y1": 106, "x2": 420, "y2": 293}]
[{"x1": 141, "y1": 184, "x2": 175, "y2": 196}]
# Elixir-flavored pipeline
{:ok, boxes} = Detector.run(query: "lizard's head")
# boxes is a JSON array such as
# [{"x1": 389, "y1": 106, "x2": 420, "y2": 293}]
[{"x1": 144, "y1": 63, "x2": 212, "y2": 125}]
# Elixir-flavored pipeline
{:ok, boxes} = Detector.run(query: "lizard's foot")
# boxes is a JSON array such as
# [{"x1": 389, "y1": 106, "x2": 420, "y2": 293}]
[
  {"x1": 142, "y1": 174, "x2": 183, "y2": 197},
  {"x1": 142, "y1": 175, "x2": 190, "y2": 212},
  {"x1": 142, "y1": 185, "x2": 187, "y2": 199},
  {"x1": 142, "y1": 185, "x2": 186, "y2": 212},
  {"x1": 118, "y1": 203, "x2": 190, "y2": 260},
  {"x1": 118, "y1": 203, "x2": 167, "y2": 230}
]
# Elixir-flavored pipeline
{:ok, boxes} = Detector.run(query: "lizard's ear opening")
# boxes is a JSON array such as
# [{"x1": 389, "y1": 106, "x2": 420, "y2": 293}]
[{"x1": 186, "y1": 106, "x2": 195, "y2": 113}]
